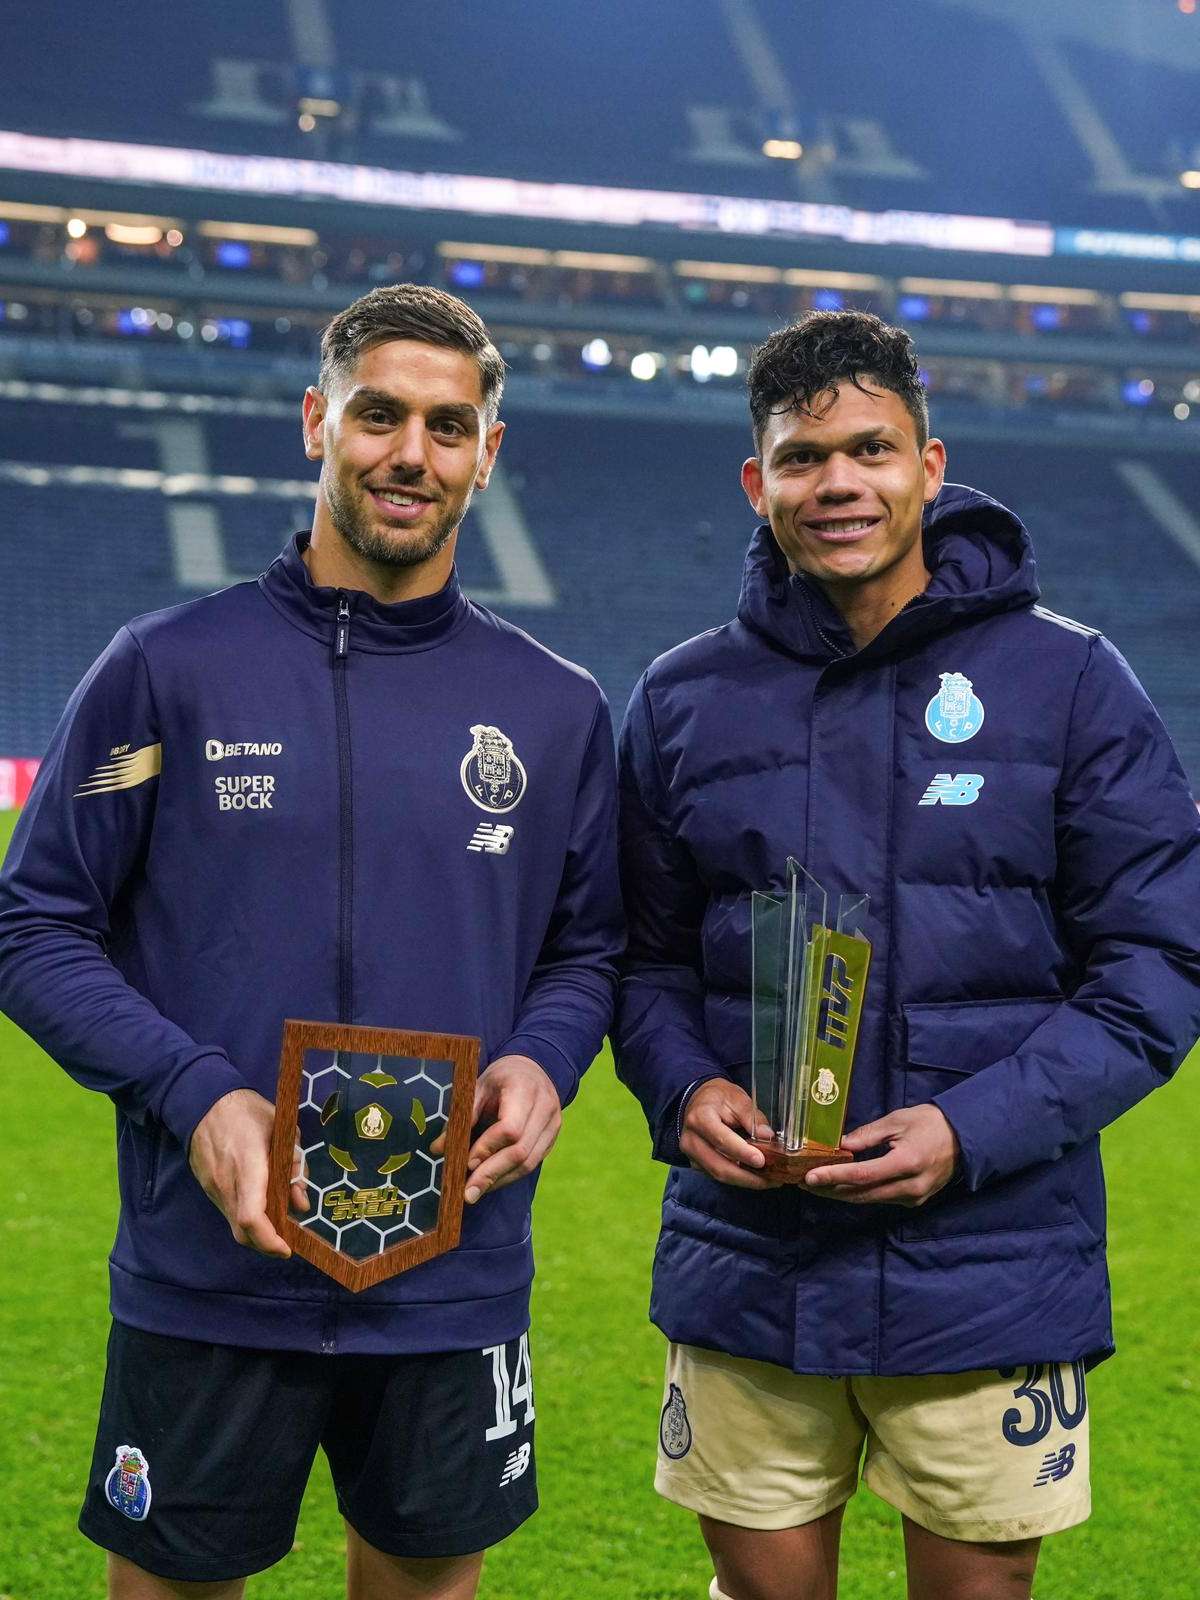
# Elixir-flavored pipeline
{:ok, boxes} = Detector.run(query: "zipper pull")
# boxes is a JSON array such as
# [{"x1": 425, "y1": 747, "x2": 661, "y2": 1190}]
[{"x1": 334, "y1": 593, "x2": 351, "y2": 659}]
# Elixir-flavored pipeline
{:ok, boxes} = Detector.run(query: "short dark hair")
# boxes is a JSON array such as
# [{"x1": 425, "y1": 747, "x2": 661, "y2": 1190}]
[
  {"x1": 319, "y1": 284, "x2": 505, "y2": 422},
  {"x1": 747, "y1": 310, "x2": 928, "y2": 450}
]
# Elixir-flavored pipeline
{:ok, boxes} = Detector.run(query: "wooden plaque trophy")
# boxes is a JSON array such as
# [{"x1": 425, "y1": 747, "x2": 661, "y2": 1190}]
[
  {"x1": 267, "y1": 1020, "x2": 479, "y2": 1292},
  {"x1": 750, "y1": 859, "x2": 872, "y2": 1183}
]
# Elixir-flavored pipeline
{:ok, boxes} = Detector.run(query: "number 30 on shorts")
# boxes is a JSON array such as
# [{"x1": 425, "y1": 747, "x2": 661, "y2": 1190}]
[
  {"x1": 484, "y1": 1334, "x2": 535, "y2": 1441},
  {"x1": 999, "y1": 1360, "x2": 1087, "y2": 1446}
]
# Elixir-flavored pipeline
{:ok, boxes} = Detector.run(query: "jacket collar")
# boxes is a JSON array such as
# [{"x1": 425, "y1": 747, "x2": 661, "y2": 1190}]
[
  {"x1": 736, "y1": 482, "x2": 1040, "y2": 663},
  {"x1": 259, "y1": 533, "x2": 472, "y2": 653}
]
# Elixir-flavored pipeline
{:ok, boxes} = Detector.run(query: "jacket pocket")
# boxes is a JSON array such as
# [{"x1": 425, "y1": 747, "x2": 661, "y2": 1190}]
[
  {"x1": 118, "y1": 1117, "x2": 165, "y2": 1212},
  {"x1": 898, "y1": 996, "x2": 1080, "y2": 1241}
]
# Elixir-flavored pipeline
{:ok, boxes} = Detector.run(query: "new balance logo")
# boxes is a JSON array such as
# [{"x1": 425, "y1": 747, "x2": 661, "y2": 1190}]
[
  {"x1": 499, "y1": 1442, "x2": 531, "y2": 1486},
  {"x1": 468, "y1": 823, "x2": 515, "y2": 854},
  {"x1": 1034, "y1": 1442, "x2": 1076, "y2": 1485},
  {"x1": 918, "y1": 773, "x2": 984, "y2": 806}
]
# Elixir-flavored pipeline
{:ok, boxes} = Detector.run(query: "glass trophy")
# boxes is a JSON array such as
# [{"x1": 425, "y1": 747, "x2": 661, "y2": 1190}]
[
  {"x1": 267, "y1": 1021, "x2": 479, "y2": 1291},
  {"x1": 750, "y1": 859, "x2": 872, "y2": 1183}
]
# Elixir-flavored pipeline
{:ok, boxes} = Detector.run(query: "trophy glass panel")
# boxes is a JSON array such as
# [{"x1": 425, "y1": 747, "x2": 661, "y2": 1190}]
[
  {"x1": 752, "y1": 860, "x2": 820, "y2": 1150},
  {"x1": 836, "y1": 893, "x2": 870, "y2": 938},
  {"x1": 786, "y1": 863, "x2": 827, "y2": 1148},
  {"x1": 751, "y1": 890, "x2": 785, "y2": 1143},
  {"x1": 291, "y1": 1049, "x2": 454, "y2": 1262}
]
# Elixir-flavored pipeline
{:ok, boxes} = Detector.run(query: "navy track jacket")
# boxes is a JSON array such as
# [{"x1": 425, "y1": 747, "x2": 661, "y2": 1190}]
[
  {"x1": 615, "y1": 485, "x2": 1200, "y2": 1377},
  {"x1": 0, "y1": 536, "x2": 622, "y2": 1354}
]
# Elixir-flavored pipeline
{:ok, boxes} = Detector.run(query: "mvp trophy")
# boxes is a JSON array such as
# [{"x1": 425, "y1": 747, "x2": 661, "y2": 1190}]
[
  {"x1": 267, "y1": 1021, "x2": 478, "y2": 1292},
  {"x1": 750, "y1": 859, "x2": 872, "y2": 1182}
]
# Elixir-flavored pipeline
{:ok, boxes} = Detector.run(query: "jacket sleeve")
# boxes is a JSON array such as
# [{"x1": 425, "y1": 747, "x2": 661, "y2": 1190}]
[
  {"x1": 494, "y1": 692, "x2": 623, "y2": 1108},
  {"x1": 0, "y1": 628, "x2": 249, "y2": 1147},
  {"x1": 613, "y1": 675, "x2": 728, "y2": 1163},
  {"x1": 933, "y1": 635, "x2": 1200, "y2": 1189}
]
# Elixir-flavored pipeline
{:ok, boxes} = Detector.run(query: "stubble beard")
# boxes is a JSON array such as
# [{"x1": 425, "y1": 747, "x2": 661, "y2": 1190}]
[{"x1": 324, "y1": 472, "x2": 462, "y2": 570}]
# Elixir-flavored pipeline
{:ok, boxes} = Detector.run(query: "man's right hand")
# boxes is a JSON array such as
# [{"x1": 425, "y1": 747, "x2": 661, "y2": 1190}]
[
  {"x1": 188, "y1": 1088, "x2": 300, "y2": 1258},
  {"x1": 679, "y1": 1079, "x2": 771, "y2": 1189}
]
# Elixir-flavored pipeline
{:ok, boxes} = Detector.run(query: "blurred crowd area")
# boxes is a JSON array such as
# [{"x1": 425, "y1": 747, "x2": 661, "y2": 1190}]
[
  {"x1": 6, "y1": 0, "x2": 1200, "y2": 231},
  {"x1": 1, "y1": 0, "x2": 1198, "y2": 785},
  {"x1": 2, "y1": 393, "x2": 1196, "y2": 788},
  {"x1": 3, "y1": 214, "x2": 1199, "y2": 424}
]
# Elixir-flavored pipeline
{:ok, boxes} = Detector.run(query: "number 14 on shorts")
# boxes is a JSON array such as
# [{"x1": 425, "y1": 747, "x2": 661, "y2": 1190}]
[{"x1": 484, "y1": 1333, "x2": 535, "y2": 1441}]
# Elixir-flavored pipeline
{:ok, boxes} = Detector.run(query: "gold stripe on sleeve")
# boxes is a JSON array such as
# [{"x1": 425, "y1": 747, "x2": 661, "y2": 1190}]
[{"x1": 74, "y1": 743, "x2": 163, "y2": 797}]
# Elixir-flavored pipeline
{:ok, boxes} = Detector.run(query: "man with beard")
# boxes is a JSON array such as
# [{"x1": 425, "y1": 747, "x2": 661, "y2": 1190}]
[
  {"x1": 615, "y1": 310, "x2": 1200, "y2": 1600},
  {"x1": 0, "y1": 285, "x2": 622, "y2": 1598}
]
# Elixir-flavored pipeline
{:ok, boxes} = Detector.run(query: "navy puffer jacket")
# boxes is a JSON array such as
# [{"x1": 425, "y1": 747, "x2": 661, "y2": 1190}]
[{"x1": 615, "y1": 485, "x2": 1200, "y2": 1376}]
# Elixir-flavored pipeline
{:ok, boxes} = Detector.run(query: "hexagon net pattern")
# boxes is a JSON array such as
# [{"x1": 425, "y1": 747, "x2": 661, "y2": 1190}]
[{"x1": 292, "y1": 1050, "x2": 454, "y2": 1262}]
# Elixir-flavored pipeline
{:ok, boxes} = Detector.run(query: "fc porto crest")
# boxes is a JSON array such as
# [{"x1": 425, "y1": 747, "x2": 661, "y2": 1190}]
[
  {"x1": 659, "y1": 1382, "x2": 693, "y2": 1459},
  {"x1": 104, "y1": 1444, "x2": 152, "y2": 1521},
  {"x1": 811, "y1": 1067, "x2": 840, "y2": 1106},
  {"x1": 319, "y1": 1068, "x2": 429, "y2": 1178},
  {"x1": 461, "y1": 724, "x2": 527, "y2": 814},
  {"x1": 925, "y1": 672, "x2": 984, "y2": 744}
]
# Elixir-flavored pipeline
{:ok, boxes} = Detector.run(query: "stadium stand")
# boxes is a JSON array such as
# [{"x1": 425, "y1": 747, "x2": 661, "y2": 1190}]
[
  {"x1": 1, "y1": 0, "x2": 293, "y2": 152},
  {"x1": 752, "y1": 0, "x2": 1093, "y2": 217},
  {"x1": 0, "y1": 0, "x2": 1197, "y2": 798},
  {"x1": 2, "y1": 391, "x2": 1196, "y2": 789},
  {"x1": 1070, "y1": 41, "x2": 1200, "y2": 180},
  {"x1": 2, "y1": 0, "x2": 1199, "y2": 230}
]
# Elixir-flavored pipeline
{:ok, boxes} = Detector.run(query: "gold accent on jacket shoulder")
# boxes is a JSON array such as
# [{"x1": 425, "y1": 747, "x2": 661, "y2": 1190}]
[{"x1": 74, "y1": 743, "x2": 162, "y2": 797}]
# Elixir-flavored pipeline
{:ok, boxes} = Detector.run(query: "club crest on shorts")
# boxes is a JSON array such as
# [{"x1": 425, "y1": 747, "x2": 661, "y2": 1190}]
[
  {"x1": 104, "y1": 1445, "x2": 152, "y2": 1521},
  {"x1": 660, "y1": 1382, "x2": 693, "y2": 1459},
  {"x1": 461, "y1": 725, "x2": 528, "y2": 814},
  {"x1": 925, "y1": 672, "x2": 985, "y2": 744}
]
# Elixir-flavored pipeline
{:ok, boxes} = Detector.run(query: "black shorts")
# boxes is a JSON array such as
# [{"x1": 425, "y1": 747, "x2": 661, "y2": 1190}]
[{"x1": 78, "y1": 1321, "x2": 538, "y2": 1583}]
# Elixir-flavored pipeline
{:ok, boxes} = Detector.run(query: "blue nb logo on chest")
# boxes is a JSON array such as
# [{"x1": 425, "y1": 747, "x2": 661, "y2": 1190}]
[{"x1": 918, "y1": 773, "x2": 984, "y2": 806}]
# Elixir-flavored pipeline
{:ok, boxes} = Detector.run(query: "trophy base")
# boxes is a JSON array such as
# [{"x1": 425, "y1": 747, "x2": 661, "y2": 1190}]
[{"x1": 750, "y1": 1138, "x2": 853, "y2": 1185}]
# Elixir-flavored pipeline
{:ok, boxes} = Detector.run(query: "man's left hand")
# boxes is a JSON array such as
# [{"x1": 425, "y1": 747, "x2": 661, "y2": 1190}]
[
  {"x1": 432, "y1": 1054, "x2": 563, "y2": 1205},
  {"x1": 805, "y1": 1104, "x2": 960, "y2": 1206}
]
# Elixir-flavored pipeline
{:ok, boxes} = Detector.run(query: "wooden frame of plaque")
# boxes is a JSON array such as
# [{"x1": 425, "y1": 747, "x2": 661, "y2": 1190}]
[{"x1": 267, "y1": 1019, "x2": 479, "y2": 1293}]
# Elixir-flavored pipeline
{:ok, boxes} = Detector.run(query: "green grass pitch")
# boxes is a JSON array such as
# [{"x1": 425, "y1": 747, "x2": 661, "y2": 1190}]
[{"x1": 0, "y1": 807, "x2": 1196, "y2": 1598}]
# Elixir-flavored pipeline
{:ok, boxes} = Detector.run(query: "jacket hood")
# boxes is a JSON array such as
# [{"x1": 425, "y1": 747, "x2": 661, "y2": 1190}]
[
  {"x1": 258, "y1": 533, "x2": 472, "y2": 653},
  {"x1": 736, "y1": 481, "x2": 1040, "y2": 662}
]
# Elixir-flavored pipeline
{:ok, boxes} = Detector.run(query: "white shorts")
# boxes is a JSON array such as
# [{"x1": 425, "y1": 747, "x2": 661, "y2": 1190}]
[{"x1": 656, "y1": 1342, "x2": 1090, "y2": 1544}]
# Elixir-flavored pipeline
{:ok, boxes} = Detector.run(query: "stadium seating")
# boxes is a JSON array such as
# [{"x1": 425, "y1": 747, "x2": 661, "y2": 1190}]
[
  {"x1": 5, "y1": 0, "x2": 1197, "y2": 229},
  {"x1": 2, "y1": 395, "x2": 1196, "y2": 790},
  {"x1": 1071, "y1": 42, "x2": 1199, "y2": 182},
  {"x1": 752, "y1": 0, "x2": 1092, "y2": 218},
  {"x1": 2, "y1": 0, "x2": 293, "y2": 153}
]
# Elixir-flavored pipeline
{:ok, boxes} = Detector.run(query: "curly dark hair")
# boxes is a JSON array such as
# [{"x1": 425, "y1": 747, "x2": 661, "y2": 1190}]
[
  {"x1": 747, "y1": 310, "x2": 928, "y2": 450},
  {"x1": 320, "y1": 283, "x2": 505, "y2": 423}
]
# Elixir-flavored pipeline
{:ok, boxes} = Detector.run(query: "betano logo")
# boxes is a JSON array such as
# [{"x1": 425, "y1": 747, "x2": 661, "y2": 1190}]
[{"x1": 206, "y1": 740, "x2": 283, "y2": 761}]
